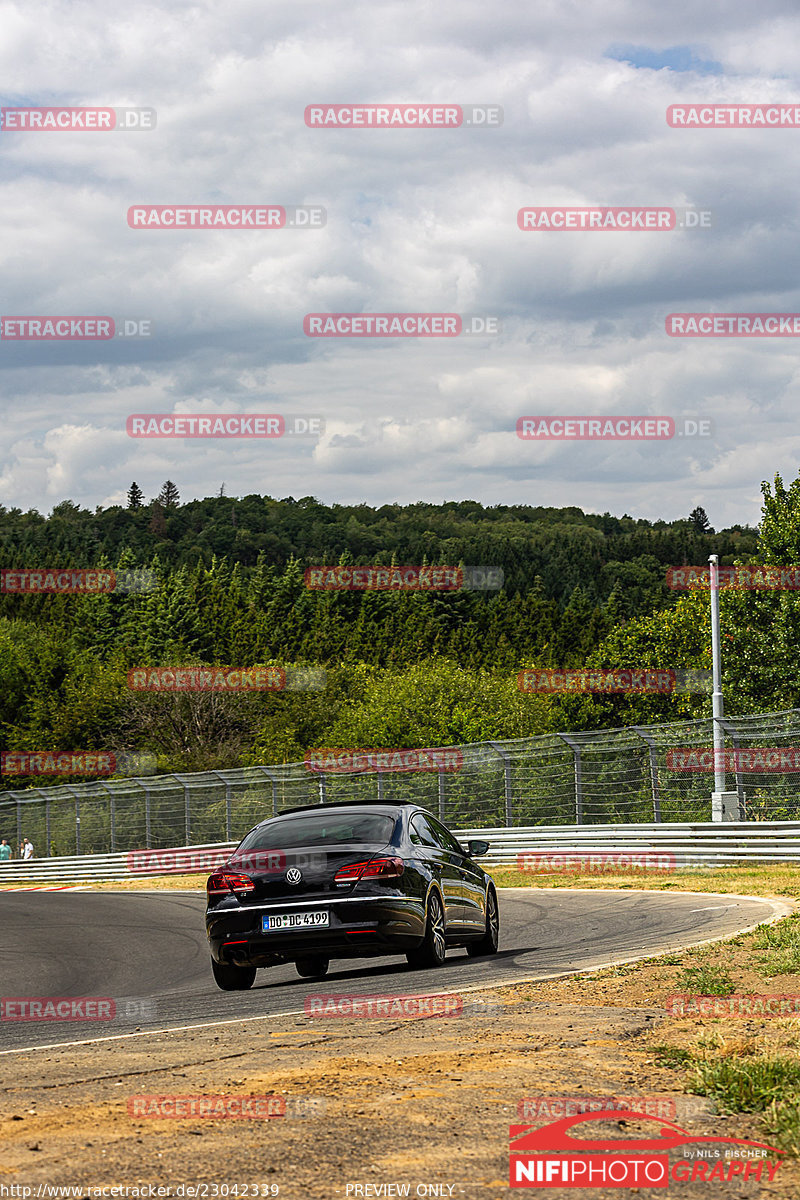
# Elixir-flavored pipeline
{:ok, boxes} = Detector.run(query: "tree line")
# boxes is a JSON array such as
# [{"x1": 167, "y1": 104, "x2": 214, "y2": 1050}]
[{"x1": 3, "y1": 481, "x2": 793, "y2": 786}]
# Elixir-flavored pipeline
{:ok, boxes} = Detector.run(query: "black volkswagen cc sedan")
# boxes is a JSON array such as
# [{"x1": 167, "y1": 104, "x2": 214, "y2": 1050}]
[{"x1": 205, "y1": 801, "x2": 498, "y2": 989}]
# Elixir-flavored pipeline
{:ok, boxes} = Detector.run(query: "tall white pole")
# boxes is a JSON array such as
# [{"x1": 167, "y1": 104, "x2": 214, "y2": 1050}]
[{"x1": 708, "y1": 554, "x2": 726, "y2": 794}]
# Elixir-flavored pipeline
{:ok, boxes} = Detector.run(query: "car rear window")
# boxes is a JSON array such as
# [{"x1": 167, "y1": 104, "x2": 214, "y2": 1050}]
[{"x1": 238, "y1": 811, "x2": 396, "y2": 850}]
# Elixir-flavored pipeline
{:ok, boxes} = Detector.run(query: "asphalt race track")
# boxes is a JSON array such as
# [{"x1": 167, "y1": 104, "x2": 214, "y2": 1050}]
[{"x1": 0, "y1": 887, "x2": 783, "y2": 1052}]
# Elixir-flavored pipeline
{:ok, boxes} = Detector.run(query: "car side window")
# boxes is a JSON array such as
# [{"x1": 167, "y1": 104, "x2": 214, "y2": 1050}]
[
  {"x1": 409, "y1": 814, "x2": 442, "y2": 849},
  {"x1": 428, "y1": 816, "x2": 465, "y2": 855}
]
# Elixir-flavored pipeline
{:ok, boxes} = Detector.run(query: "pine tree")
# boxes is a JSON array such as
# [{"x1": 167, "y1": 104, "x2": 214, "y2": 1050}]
[
  {"x1": 157, "y1": 480, "x2": 180, "y2": 509},
  {"x1": 689, "y1": 506, "x2": 713, "y2": 535},
  {"x1": 127, "y1": 482, "x2": 144, "y2": 510}
]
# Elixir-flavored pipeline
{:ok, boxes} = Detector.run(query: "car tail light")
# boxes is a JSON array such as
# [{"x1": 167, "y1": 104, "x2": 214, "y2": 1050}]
[
  {"x1": 207, "y1": 871, "x2": 255, "y2": 899},
  {"x1": 334, "y1": 857, "x2": 405, "y2": 883}
]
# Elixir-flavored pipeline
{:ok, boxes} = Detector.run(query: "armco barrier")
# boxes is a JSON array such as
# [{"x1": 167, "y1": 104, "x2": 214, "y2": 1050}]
[
  {"x1": 2, "y1": 823, "x2": 800, "y2": 884},
  {"x1": 459, "y1": 821, "x2": 800, "y2": 866},
  {"x1": 0, "y1": 842, "x2": 235, "y2": 884}
]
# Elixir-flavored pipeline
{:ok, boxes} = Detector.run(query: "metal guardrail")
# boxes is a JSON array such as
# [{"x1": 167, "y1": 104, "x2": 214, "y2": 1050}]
[
  {"x1": 0, "y1": 842, "x2": 234, "y2": 884},
  {"x1": 459, "y1": 821, "x2": 800, "y2": 866},
  {"x1": 2, "y1": 823, "x2": 800, "y2": 884}
]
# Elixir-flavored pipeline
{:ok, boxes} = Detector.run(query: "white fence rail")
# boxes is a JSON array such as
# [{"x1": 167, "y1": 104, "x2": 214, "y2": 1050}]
[
  {"x1": 459, "y1": 821, "x2": 800, "y2": 866},
  {"x1": 2, "y1": 823, "x2": 800, "y2": 884}
]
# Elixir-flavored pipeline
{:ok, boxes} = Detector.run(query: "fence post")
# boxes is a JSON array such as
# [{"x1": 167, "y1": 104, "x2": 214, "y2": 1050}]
[
  {"x1": 132, "y1": 779, "x2": 152, "y2": 848},
  {"x1": 257, "y1": 767, "x2": 279, "y2": 817},
  {"x1": 172, "y1": 776, "x2": 192, "y2": 845},
  {"x1": 377, "y1": 770, "x2": 384, "y2": 803},
  {"x1": 438, "y1": 769, "x2": 446, "y2": 822},
  {"x1": 556, "y1": 733, "x2": 583, "y2": 824},
  {"x1": 16, "y1": 795, "x2": 22, "y2": 853},
  {"x1": 44, "y1": 792, "x2": 51, "y2": 856},
  {"x1": 63, "y1": 786, "x2": 81, "y2": 854},
  {"x1": 61, "y1": 787, "x2": 83, "y2": 854},
  {"x1": 98, "y1": 783, "x2": 116, "y2": 851},
  {"x1": 631, "y1": 727, "x2": 661, "y2": 822},
  {"x1": 487, "y1": 741, "x2": 513, "y2": 826},
  {"x1": 211, "y1": 771, "x2": 232, "y2": 839},
  {"x1": 719, "y1": 719, "x2": 745, "y2": 818}
]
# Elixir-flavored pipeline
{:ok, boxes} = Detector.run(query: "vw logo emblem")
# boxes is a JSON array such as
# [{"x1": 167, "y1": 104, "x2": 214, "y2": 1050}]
[{"x1": 286, "y1": 867, "x2": 303, "y2": 886}]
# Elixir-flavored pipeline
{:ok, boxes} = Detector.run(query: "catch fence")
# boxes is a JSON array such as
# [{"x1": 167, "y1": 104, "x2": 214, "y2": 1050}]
[{"x1": 2, "y1": 709, "x2": 800, "y2": 857}]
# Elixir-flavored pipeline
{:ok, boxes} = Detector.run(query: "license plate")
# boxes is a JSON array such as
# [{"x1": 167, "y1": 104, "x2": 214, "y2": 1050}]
[{"x1": 262, "y1": 911, "x2": 330, "y2": 932}]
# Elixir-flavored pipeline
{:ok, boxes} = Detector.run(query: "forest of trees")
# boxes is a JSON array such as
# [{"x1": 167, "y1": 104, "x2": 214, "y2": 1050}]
[{"x1": 1, "y1": 480, "x2": 792, "y2": 786}]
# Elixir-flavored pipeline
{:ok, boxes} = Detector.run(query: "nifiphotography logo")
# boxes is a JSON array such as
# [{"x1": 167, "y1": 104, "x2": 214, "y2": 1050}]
[{"x1": 509, "y1": 1111, "x2": 784, "y2": 1188}]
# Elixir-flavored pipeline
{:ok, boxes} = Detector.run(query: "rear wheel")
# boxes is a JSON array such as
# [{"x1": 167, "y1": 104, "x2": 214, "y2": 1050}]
[
  {"x1": 467, "y1": 887, "x2": 499, "y2": 957},
  {"x1": 211, "y1": 958, "x2": 257, "y2": 991},
  {"x1": 406, "y1": 890, "x2": 447, "y2": 968},
  {"x1": 295, "y1": 955, "x2": 329, "y2": 979}
]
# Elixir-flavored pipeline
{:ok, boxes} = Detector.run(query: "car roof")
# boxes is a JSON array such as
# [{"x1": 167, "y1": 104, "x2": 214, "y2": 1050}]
[
  {"x1": 245, "y1": 801, "x2": 428, "y2": 835},
  {"x1": 265, "y1": 800, "x2": 420, "y2": 818}
]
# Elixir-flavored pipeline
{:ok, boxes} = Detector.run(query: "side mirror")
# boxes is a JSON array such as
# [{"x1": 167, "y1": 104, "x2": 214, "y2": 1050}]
[{"x1": 467, "y1": 839, "x2": 490, "y2": 857}]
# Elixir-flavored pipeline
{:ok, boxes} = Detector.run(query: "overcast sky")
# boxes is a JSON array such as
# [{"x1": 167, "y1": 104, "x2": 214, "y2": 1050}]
[{"x1": 2, "y1": 0, "x2": 800, "y2": 527}]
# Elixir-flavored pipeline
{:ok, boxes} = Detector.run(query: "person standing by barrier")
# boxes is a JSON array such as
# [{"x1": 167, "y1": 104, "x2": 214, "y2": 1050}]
[
  {"x1": 0, "y1": 838, "x2": 10, "y2": 863},
  {"x1": 21, "y1": 837, "x2": 33, "y2": 860}
]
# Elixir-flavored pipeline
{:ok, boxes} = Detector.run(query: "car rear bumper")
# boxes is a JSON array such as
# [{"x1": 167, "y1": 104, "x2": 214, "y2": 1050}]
[{"x1": 206, "y1": 895, "x2": 425, "y2": 965}]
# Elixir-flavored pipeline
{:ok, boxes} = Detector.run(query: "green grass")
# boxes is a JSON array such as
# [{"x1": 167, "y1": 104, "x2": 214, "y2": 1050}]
[
  {"x1": 689, "y1": 1057, "x2": 800, "y2": 1113},
  {"x1": 651, "y1": 1044, "x2": 695, "y2": 1069},
  {"x1": 752, "y1": 916, "x2": 800, "y2": 976},
  {"x1": 676, "y1": 964, "x2": 735, "y2": 996},
  {"x1": 764, "y1": 1098, "x2": 800, "y2": 1156}
]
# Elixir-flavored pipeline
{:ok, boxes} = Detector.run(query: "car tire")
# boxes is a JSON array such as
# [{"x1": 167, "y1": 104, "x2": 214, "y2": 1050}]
[
  {"x1": 295, "y1": 955, "x2": 330, "y2": 979},
  {"x1": 467, "y1": 887, "x2": 499, "y2": 957},
  {"x1": 406, "y1": 890, "x2": 447, "y2": 968},
  {"x1": 211, "y1": 958, "x2": 257, "y2": 991}
]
